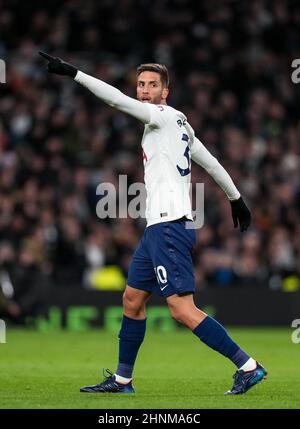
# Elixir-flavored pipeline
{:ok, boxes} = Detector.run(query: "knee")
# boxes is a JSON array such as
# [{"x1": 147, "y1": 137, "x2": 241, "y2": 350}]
[
  {"x1": 170, "y1": 307, "x2": 205, "y2": 330},
  {"x1": 168, "y1": 306, "x2": 188, "y2": 326},
  {"x1": 122, "y1": 290, "x2": 135, "y2": 311},
  {"x1": 168, "y1": 302, "x2": 206, "y2": 329},
  {"x1": 122, "y1": 289, "x2": 145, "y2": 318}
]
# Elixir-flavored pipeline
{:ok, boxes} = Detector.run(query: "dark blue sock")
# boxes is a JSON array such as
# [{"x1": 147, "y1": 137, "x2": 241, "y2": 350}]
[
  {"x1": 116, "y1": 315, "x2": 146, "y2": 379},
  {"x1": 193, "y1": 316, "x2": 250, "y2": 368}
]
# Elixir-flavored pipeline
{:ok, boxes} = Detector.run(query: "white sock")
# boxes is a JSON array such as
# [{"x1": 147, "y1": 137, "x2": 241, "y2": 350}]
[
  {"x1": 239, "y1": 358, "x2": 257, "y2": 371},
  {"x1": 115, "y1": 374, "x2": 132, "y2": 384}
]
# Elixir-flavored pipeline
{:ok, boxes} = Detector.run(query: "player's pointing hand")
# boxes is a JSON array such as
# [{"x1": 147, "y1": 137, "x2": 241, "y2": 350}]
[{"x1": 38, "y1": 51, "x2": 78, "y2": 78}]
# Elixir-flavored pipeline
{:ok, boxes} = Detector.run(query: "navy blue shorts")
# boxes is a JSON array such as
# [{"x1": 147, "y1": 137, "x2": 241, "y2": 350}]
[{"x1": 127, "y1": 218, "x2": 197, "y2": 298}]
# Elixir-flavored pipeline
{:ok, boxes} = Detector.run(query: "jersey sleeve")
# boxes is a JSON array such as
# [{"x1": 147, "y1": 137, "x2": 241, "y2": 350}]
[
  {"x1": 74, "y1": 71, "x2": 151, "y2": 124},
  {"x1": 146, "y1": 104, "x2": 175, "y2": 128},
  {"x1": 191, "y1": 136, "x2": 240, "y2": 201}
]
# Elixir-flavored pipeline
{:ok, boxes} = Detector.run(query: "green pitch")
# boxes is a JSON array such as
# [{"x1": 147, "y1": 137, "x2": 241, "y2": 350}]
[{"x1": 0, "y1": 327, "x2": 299, "y2": 409}]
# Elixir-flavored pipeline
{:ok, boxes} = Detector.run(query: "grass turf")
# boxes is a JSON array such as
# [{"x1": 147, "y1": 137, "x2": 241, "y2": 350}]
[{"x1": 0, "y1": 327, "x2": 299, "y2": 409}]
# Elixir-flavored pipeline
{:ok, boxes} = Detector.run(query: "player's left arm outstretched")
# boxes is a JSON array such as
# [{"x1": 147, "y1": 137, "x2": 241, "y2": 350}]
[{"x1": 190, "y1": 134, "x2": 251, "y2": 232}]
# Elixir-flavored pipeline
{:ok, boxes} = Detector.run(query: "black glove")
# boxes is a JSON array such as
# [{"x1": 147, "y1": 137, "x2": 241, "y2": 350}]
[
  {"x1": 39, "y1": 51, "x2": 77, "y2": 78},
  {"x1": 230, "y1": 197, "x2": 251, "y2": 232}
]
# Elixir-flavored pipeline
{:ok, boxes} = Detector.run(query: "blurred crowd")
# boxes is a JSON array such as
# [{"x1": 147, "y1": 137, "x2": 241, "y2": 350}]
[{"x1": 1, "y1": 0, "x2": 300, "y2": 320}]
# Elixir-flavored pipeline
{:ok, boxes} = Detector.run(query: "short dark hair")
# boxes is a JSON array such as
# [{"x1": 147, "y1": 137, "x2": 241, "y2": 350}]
[{"x1": 136, "y1": 63, "x2": 169, "y2": 88}]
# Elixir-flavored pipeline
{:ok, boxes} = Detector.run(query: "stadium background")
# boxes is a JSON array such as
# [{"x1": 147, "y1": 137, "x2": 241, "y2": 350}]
[
  {"x1": 1, "y1": 0, "x2": 300, "y2": 326},
  {"x1": 1, "y1": 0, "x2": 300, "y2": 411}
]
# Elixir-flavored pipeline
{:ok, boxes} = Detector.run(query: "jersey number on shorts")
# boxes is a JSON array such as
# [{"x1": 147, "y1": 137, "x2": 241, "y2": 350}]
[
  {"x1": 154, "y1": 265, "x2": 168, "y2": 285},
  {"x1": 176, "y1": 133, "x2": 191, "y2": 177}
]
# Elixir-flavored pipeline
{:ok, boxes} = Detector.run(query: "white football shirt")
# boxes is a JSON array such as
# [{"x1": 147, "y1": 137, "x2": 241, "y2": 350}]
[{"x1": 141, "y1": 104, "x2": 194, "y2": 226}]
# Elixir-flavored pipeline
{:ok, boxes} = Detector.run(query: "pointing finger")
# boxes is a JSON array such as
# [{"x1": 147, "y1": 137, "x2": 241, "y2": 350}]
[{"x1": 39, "y1": 51, "x2": 55, "y2": 61}]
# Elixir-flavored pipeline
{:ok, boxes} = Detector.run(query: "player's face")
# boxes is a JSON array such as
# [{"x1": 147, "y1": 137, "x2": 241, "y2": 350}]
[{"x1": 137, "y1": 71, "x2": 169, "y2": 105}]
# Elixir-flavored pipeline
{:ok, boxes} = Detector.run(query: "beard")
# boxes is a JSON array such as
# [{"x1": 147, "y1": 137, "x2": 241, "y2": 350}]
[{"x1": 138, "y1": 91, "x2": 164, "y2": 104}]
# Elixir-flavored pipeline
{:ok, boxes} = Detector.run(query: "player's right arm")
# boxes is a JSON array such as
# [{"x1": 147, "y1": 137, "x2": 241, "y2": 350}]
[
  {"x1": 38, "y1": 52, "x2": 152, "y2": 124},
  {"x1": 74, "y1": 71, "x2": 153, "y2": 124}
]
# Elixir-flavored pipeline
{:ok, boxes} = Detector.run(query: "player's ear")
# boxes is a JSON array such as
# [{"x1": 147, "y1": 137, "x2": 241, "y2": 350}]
[{"x1": 162, "y1": 87, "x2": 169, "y2": 100}]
